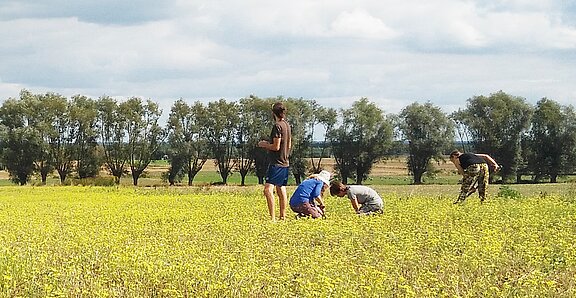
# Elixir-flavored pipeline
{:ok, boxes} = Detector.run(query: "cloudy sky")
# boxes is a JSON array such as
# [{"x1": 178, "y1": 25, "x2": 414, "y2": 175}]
[{"x1": 1, "y1": 0, "x2": 575, "y2": 117}]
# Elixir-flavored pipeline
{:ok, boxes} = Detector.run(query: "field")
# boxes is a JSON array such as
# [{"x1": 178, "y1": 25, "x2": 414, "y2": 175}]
[
  {"x1": 1, "y1": 184, "x2": 576, "y2": 297},
  {"x1": 0, "y1": 157, "x2": 460, "y2": 187},
  {"x1": 1, "y1": 157, "x2": 574, "y2": 187}
]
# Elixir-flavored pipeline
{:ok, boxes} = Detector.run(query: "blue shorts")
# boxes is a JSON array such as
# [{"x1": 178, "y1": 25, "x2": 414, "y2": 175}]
[{"x1": 266, "y1": 165, "x2": 289, "y2": 186}]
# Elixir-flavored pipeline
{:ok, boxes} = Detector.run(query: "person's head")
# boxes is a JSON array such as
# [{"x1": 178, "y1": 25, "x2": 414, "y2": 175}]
[
  {"x1": 309, "y1": 170, "x2": 331, "y2": 191},
  {"x1": 272, "y1": 102, "x2": 286, "y2": 120},
  {"x1": 330, "y1": 181, "x2": 348, "y2": 197},
  {"x1": 449, "y1": 150, "x2": 462, "y2": 163}
]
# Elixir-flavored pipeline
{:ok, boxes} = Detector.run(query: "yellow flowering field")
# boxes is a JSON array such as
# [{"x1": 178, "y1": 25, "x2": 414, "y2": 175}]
[{"x1": 1, "y1": 186, "x2": 575, "y2": 297}]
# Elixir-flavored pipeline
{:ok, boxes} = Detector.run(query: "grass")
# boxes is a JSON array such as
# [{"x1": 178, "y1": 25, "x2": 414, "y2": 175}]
[{"x1": 1, "y1": 185, "x2": 575, "y2": 296}]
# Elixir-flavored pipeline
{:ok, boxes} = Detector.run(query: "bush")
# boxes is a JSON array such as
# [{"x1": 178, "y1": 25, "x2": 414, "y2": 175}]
[{"x1": 497, "y1": 185, "x2": 523, "y2": 199}]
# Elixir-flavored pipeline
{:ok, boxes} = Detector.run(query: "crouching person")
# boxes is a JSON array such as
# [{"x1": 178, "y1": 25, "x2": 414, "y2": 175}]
[
  {"x1": 289, "y1": 170, "x2": 331, "y2": 219},
  {"x1": 330, "y1": 181, "x2": 384, "y2": 215}
]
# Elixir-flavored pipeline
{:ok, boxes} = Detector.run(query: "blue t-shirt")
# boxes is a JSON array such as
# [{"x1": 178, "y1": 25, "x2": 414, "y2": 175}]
[{"x1": 289, "y1": 178, "x2": 324, "y2": 206}]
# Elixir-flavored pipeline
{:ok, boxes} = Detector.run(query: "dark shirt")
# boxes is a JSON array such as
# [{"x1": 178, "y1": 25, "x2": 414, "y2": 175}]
[
  {"x1": 458, "y1": 153, "x2": 486, "y2": 169},
  {"x1": 269, "y1": 120, "x2": 291, "y2": 167}
]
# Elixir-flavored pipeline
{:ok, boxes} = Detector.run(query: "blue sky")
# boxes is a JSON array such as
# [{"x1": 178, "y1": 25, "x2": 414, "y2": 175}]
[{"x1": 1, "y1": 0, "x2": 575, "y2": 116}]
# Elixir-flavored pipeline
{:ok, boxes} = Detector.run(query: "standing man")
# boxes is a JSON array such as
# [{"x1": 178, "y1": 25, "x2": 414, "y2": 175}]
[
  {"x1": 258, "y1": 102, "x2": 292, "y2": 220},
  {"x1": 449, "y1": 150, "x2": 500, "y2": 204}
]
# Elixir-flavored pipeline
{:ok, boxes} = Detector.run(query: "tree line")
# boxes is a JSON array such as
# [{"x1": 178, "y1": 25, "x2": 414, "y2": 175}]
[{"x1": 0, "y1": 89, "x2": 575, "y2": 186}]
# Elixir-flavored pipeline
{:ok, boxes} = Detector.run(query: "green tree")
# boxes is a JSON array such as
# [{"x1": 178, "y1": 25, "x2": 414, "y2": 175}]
[
  {"x1": 329, "y1": 98, "x2": 393, "y2": 184},
  {"x1": 206, "y1": 99, "x2": 239, "y2": 184},
  {"x1": 97, "y1": 96, "x2": 127, "y2": 184},
  {"x1": 120, "y1": 97, "x2": 165, "y2": 186},
  {"x1": 398, "y1": 102, "x2": 455, "y2": 184},
  {"x1": 285, "y1": 98, "x2": 314, "y2": 184},
  {"x1": 236, "y1": 96, "x2": 273, "y2": 186},
  {"x1": 37, "y1": 92, "x2": 75, "y2": 183},
  {"x1": 0, "y1": 96, "x2": 43, "y2": 185},
  {"x1": 563, "y1": 106, "x2": 576, "y2": 176},
  {"x1": 453, "y1": 91, "x2": 533, "y2": 182},
  {"x1": 329, "y1": 127, "x2": 356, "y2": 184},
  {"x1": 69, "y1": 95, "x2": 100, "y2": 179},
  {"x1": 166, "y1": 100, "x2": 209, "y2": 186},
  {"x1": 527, "y1": 99, "x2": 576, "y2": 182},
  {"x1": 309, "y1": 103, "x2": 337, "y2": 173},
  {"x1": 19, "y1": 91, "x2": 54, "y2": 184}
]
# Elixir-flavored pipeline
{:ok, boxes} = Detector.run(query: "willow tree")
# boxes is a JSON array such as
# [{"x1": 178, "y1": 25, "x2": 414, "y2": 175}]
[
  {"x1": 329, "y1": 98, "x2": 393, "y2": 184},
  {"x1": 166, "y1": 99, "x2": 209, "y2": 186},
  {"x1": 453, "y1": 91, "x2": 533, "y2": 182},
  {"x1": 398, "y1": 102, "x2": 454, "y2": 184}
]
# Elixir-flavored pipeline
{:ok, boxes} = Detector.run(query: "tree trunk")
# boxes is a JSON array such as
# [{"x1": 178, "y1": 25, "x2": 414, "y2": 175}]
[
  {"x1": 294, "y1": 174, "x2": 302, "y2": 185},
  {"x1": 132, "y1": 170, "x2": 143, "y2": 186},
  {"x1": 18, "y1": 173, "x2": 27, "y2": 185},
  {"x1": 58, "y1": 170, "x2": 67, "y2": 184},
  {"x1": 188, "y1": 170, "x2": 199, "y2": 186},
  {"x1": 239, "y1": 169, "x2": 249, "y2": 186},
  {"x1": 413, "y1": 171, "x2": 423, "y2": 184},
  {"x1": 550, "y1": 174, "x2": 558, "y2": 183}
]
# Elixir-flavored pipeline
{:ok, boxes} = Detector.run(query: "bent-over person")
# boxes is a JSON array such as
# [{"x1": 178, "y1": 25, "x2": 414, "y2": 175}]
[{"x1": 449, "y1": 150, "x2": 500, "y2": 204}]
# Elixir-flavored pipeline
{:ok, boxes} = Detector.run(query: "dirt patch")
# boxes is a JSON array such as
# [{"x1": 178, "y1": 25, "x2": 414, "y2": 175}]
[{"x1": 305, "y1": 156, "x2": 455, "y2": 175}]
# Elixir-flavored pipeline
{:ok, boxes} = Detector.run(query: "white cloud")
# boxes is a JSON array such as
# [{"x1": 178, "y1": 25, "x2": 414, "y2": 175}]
[
  {"x1": 0, "y1": 0, "x2": 575, "y2": 115},
  {"x1": 329, "y1": 9, "x2": 398, "y2": 40}
]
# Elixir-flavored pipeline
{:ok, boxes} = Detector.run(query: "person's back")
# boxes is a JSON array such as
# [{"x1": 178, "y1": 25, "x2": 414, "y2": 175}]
[
  {"x1": 290, "y1": 178, "x2": 324, "y2": 206},
  {"x1": 289, "y1": 171, "x2": 331, "y2": 219},
  {"x1": 458, "y1": 152, "x2": 485, "y2": 169},
  {"x1": 347, "y1": 185, "x2": 383, "y2": 207}
]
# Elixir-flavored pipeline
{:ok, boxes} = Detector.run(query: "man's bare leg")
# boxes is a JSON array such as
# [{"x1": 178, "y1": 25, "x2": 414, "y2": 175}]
[
  {"x1": 276, "y1": 185, "x2": 287, "y2": 220},
  {"x1": 264, "y1": 183, "x2": 276, "y2": 220}
]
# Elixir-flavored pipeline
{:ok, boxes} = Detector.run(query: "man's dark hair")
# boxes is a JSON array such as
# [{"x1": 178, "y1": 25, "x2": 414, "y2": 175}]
[
  {"x1": 449, "y1": 150, "x2": 461, "y2": 157},
  {"x1": 272, "y1": 102, "x2": 286, "y2": 118}
]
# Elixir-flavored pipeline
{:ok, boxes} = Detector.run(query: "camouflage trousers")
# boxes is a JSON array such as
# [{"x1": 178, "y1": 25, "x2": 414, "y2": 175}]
[{"x1": 456, "y1": 163, "x2": 489, "y2": 203}]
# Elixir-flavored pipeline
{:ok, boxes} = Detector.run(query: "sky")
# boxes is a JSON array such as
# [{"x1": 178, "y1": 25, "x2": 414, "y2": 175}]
[{"x1": 1, "y1": 0, "x2": 575, "y2": 118}]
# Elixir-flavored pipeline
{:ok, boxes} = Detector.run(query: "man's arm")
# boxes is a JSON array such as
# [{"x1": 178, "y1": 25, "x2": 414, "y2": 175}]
[
  {"x1": 258, "y1": 137, "x2": 281, "y2": 151},
  {"x1": 476, "y1": 153, "x2": 500, "y2": 171},
  {"x1": 453, "y1": 160, "x2": 464, "y2": 176},
  {"x1": 348, "y1": 193, "x2": 360, "y2": 213}
]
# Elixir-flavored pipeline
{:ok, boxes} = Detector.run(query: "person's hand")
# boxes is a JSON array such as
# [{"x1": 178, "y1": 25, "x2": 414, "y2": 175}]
[
  {"x1": 493, "y1": 164, "x2": 501, "y2": 172},
  {"x1": 257, "y1": 140, "x2": 268, "y2": 148}
]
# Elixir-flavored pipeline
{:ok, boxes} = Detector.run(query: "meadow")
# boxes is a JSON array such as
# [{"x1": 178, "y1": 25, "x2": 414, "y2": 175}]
[{"x1": 1, "y1": 184, "x2": 575, "y2": 297}]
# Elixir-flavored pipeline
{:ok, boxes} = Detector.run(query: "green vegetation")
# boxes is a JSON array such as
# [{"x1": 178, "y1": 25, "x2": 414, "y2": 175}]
[
  {"x1": 2, "y1": 90, "x2": 576, "y2": 187},
  {"x1": 1, "y1": 186, "x2": 575, "y2": 297}
]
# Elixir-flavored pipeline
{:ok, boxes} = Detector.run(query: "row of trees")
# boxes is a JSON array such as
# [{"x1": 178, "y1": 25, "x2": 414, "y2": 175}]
[{"x1": 0, "y1": 90, "x2": 575, "y2": 186}]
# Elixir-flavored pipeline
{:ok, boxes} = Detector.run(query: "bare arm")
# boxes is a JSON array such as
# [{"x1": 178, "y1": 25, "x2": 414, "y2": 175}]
[
  {"x1": 476, "y1": 153, "x2": 500, "y2": 170},
  {"x1": 350, "y1": 198, "x2": 360, "y2": 213},
  {"x1": 453, "y1": 159, "x2": 465, "y2": 176},
  {"x1": 315, "y1": 196, "x2": 325, "y2": 208},
  {"x1": 258, "y1": 137, "x2": 281, "y2": 151}
]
